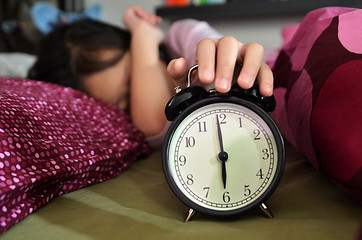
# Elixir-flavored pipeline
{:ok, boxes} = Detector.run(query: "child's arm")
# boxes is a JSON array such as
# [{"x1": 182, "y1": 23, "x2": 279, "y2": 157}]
[{"x1": 123, "y1": 6, "x2": 173, "y2": 137}]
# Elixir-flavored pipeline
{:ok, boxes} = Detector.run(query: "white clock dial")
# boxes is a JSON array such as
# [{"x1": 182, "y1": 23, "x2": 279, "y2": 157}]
[{"x1": 165, "y1": 101, "x2": 281, "y2": 214}]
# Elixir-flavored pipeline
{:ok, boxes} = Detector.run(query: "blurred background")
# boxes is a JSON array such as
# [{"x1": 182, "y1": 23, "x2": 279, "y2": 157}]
[
  {"x1": 84, "y1": 0, "x2": 303, "y2": 50},
  {"x1": 1, "y1": 0, "x2": 361, "y2": 54}
]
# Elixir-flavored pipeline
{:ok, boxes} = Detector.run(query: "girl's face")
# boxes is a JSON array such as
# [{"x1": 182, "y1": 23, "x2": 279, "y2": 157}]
[{"x1": 79, "y1": 50, "x2": 131, "y2": 110}]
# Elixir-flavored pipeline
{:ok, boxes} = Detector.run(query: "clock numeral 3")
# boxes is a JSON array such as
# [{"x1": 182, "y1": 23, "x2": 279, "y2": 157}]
[{"x1": 262, "y1": 148, "x2": 269, "y2": 160}]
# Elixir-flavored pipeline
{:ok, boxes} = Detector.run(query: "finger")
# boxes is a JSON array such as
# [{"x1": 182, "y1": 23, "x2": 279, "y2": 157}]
[
  {"x1": 167, "y1": 58, "x2": 189, "y2": 89},
  {"x1": 134, "y1": 6, "x2": 160, "y2": 25},
  {"x1": 134, "y1": 6, "x2": 145, "y2": 18},
  {"x1": 237, "y1": 42, "x2": 264, "y2": 90},
  {"x1": 153, "y1": 14, "x2": 162, "y2": 25},
  {"x1": 144, "y1": 11, "x2": 162, "y2": 25},
  {"x1": 257, "y1": 63, "x2": 274, "y2": 97},
  {"x1": 196, "y1": 38, "x2": 217, "y2": 85},
  {"x1": 214, "y1": 36, "x2": 239, "y2": 93}
]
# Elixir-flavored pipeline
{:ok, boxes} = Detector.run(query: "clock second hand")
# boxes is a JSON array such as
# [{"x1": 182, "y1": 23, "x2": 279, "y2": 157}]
[{"x1": 216, "y1": 114, "x2": 228, "y2": 189}]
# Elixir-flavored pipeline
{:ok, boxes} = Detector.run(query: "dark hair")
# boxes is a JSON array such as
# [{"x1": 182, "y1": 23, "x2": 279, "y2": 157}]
[{"x1": 27, "y1": 18, "x2": 131, "y2": 89}]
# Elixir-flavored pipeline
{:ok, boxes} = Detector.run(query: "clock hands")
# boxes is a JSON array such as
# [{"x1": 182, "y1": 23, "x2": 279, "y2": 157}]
[{"x1": 216, "y1": 114, "x2": 228, "y2": 189}]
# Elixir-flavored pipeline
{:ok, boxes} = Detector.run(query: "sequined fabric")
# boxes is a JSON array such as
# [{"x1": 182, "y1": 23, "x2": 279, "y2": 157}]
[{"x1": 0, "y1": 77, "x2": 150, "y2": 233}]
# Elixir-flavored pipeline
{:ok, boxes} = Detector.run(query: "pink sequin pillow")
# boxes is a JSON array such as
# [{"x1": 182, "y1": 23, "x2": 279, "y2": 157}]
[
  {"x1": 0, "y1": 78, "x2": 150, "y2": 233},
  {"x1": 271, "y1": 7, "x2": 362, "y2": 204}
]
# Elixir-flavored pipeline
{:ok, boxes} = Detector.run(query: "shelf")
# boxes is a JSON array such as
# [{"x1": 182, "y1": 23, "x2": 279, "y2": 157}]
[{"x1": 156, "y1": 0, "x2": 362, "y2": 20}]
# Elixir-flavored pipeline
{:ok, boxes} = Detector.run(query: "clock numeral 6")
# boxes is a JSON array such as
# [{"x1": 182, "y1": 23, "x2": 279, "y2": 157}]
[{"x1": 223, "y1": 191, "x2": 231, "y2": 203}]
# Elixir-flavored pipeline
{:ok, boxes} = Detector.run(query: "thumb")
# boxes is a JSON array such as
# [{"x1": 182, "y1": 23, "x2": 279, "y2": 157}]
[{"x1": 167, "y1": 58, "x2": 189, "y2": 89}]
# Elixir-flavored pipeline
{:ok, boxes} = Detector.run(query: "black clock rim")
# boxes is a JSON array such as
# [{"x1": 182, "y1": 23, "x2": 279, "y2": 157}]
[{"x1": 162, "y1": 96, "x2": 285, "y2": 217}]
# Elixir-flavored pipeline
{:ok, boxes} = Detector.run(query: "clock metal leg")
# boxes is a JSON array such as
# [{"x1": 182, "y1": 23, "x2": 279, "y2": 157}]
[
  {"x1": 185, "y1": 208, "x2": 196, "y2": 222},
  {"x1": 259, "y1": 203, "x2": 273, "y2": 219}
]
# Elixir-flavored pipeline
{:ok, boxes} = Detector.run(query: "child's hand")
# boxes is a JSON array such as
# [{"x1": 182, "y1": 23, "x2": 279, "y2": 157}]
[
  {"x1": 123, "y1": 5, "x2": 164, "y2": 44},
  {"x1": 167, "y1": 36, "x2": 274, "y2": 97}
]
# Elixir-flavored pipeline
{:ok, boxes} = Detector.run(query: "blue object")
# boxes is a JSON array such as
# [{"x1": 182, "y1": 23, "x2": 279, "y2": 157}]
[{"x1": 31, "y1": 2, "x2": 102, "y2": 34}]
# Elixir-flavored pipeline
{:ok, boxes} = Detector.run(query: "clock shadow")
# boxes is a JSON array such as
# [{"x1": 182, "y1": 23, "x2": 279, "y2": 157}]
[{"x1": 188, "y1": 207, "x2": 269, "y2": 223}]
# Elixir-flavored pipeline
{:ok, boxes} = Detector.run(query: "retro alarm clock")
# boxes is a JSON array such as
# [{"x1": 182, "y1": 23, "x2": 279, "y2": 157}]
[{"x1": 162, "y1": 64, "x2": 285, "y2": 222}]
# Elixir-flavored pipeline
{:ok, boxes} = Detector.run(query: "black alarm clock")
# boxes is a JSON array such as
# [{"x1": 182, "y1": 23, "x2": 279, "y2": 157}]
[{"x1": 162, "y1": 64, "x2": 285, "y2": 222}]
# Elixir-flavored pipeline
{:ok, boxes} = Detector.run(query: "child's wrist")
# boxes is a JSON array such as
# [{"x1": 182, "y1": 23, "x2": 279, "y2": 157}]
[{"x1": 132, "y1": 25, "x2": 163, "y2": 45}]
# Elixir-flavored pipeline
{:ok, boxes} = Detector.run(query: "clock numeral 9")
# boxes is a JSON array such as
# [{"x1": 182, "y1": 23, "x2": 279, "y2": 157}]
[{"x1": 179, "y1": 155, "x2": 186, "y2": 166}]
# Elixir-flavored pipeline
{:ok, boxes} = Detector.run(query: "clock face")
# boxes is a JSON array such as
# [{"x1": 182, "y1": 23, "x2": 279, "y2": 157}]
[{"x1": 163, "y1": 97, "x2": 284, "y2": 216}]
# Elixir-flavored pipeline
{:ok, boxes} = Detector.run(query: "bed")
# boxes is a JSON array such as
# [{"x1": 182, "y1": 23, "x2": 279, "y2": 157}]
[
  {"x1": 0, "y1": 141, "x2": 361, "y2": 240},
  {"x1": 0, "y1": 72, "x2": 360, "y2": 240}
]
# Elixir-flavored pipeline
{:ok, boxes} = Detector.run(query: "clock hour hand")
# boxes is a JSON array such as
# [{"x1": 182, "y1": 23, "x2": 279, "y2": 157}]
[{"x1": 216, "y1": 115, "x2": 228, "y2": 189}]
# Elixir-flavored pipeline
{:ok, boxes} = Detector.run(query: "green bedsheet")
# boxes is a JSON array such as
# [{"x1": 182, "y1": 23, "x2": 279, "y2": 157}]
[{"x1": 1, "y1": 142, "x2": 361, "y2": 240}]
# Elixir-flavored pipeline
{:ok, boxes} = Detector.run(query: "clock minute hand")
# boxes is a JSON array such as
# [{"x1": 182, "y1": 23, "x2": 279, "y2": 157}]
[
  {"x1": 216, "y1": 115, "x2": 225, "y2": 152},
  {"x1": 221, "y1": 158, "x2": 227, "y2": 189},
  {"x1": 216, "y1": 115, "x2": 228, "y2": 189}
]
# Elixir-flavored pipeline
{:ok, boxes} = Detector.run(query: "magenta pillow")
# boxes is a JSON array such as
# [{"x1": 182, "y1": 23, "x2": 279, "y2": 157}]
[
  {"x1": 0, "y1": 77, "x2": 150, "y2": 233},
  {"x1": 271, "y1": 7, "x2": 362, "y2": 204}
]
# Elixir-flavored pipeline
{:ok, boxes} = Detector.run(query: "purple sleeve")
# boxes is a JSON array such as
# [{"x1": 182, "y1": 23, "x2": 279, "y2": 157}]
[
  {"x1": 146, "y1": 19, "x2": 222, "y2": 149},
  {"x1": 166, "y1": 19, "x2": 222, "y2": 67}
]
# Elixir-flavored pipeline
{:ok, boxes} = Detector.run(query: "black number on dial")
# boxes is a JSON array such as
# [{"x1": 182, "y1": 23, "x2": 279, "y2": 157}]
[{"x1": 185, "y1": 137, "x2": 195, "y2": 147}]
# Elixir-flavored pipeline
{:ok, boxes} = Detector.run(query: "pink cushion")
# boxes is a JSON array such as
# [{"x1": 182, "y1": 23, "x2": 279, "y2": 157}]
[
  {"x1": 271, "y1": 7, "x2": 362, "y2": 204},
  {"x1": 0, "y1": 78, "x2": 150, "y2": 233}
]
